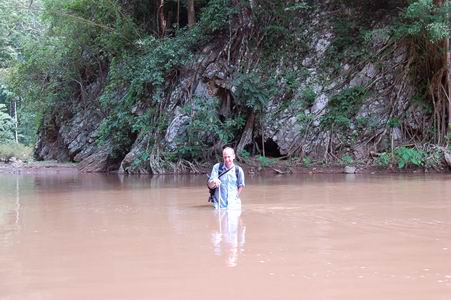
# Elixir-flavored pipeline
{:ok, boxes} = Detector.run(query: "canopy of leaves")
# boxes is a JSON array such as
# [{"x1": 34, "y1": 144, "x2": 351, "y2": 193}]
[
  {"x1": 0, "y1": 0, "x2": 43, "y2": 68},
  {"x1": 396, "y1": 0, "x2": 450, "y2": 43}
]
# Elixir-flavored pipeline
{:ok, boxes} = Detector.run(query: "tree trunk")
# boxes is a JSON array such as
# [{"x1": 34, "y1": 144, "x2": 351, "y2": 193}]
[
  {"x1": 176, "y1": 0, "x2": 180, "y2": 28},
  {"x1": 13, "y1": 99, "x2": 18, "y2": 143},
  {"x1": 158, "y1": 0, "x2": 166, "y2": 36},
  {"x1": 187, "y1": 0, "x2": 195, "y2": 28}
]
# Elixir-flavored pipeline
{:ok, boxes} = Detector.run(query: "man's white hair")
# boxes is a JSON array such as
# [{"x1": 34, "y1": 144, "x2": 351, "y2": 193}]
[{"x1": 223, "y1": 147, "x2": 235, "y2": 155}]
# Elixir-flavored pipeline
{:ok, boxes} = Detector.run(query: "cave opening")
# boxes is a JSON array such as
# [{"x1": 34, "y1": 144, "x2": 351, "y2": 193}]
[{"x1": 253, "y1": 137, "x2": 282, "y2": 158}]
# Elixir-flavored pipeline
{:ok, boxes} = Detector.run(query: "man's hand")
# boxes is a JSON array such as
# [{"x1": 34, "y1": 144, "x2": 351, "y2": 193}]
[{"x1": 209, "y1": 178, "x2": 221, "y2": 189}]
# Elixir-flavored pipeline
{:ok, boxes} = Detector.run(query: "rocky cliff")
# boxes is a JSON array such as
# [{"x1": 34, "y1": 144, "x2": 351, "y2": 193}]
[{"x1": 33, "y1": 1, "x2": 450, "y2": 173}]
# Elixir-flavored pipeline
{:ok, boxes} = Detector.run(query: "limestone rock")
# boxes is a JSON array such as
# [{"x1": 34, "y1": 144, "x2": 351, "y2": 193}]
[
  {"x1": 78, "y1": 146, "x2": 114, "y2": 172},
  {"x1": 344, "y1": 166, "x2": 356, "y2": 174},
  {"x1": 164, "y1": 110, "x2": 190, "y2": 151},
  {"x1": 445, "y1": 151, "x2": 451, "y2": 168},
  {"x1": 118, "y1": 137, "x2": 151, "y2": 175}
]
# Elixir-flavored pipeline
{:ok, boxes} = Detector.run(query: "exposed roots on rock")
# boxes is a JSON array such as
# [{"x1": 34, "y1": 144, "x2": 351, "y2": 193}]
[
  {"x1": 414, "y1": 35, "x2": 449, "y2": 145},
  {"x1": 148, "y1": 143, "x2": 165, "y2": 175}
]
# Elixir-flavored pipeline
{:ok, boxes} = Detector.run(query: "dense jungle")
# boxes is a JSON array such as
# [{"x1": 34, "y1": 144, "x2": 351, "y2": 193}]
[{"x1": 0, "y1": 0, "x2": 450, "y2": 174}]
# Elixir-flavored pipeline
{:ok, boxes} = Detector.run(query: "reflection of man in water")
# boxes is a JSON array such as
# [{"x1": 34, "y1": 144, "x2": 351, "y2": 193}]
[
  {"x1": 211, "y1": 209, "x2": 246, "y2": 267},
  {"x1": 208, "y1": 147, "x2": 245, "y2": 209}
]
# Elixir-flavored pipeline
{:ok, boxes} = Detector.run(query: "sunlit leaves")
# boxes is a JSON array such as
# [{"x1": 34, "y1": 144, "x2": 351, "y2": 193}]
[{"x1": 400, "y1": 0, "x2": 450, "y2": 43}]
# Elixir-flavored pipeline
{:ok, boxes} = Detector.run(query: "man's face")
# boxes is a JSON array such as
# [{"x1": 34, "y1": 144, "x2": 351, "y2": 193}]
[{"x1": 223, "y1": 149, "x2": 235, "y2": 168}]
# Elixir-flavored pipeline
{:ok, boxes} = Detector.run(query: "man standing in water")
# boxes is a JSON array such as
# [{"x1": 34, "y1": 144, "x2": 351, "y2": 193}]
[{"x1": 208, "y1": 147, "x2": 245, "y2": 209}]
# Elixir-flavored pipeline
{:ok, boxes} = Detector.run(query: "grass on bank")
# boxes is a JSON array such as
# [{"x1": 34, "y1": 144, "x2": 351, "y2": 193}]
[{"x1": 0, "y1": 143, "x2": 33, "y2": 162}]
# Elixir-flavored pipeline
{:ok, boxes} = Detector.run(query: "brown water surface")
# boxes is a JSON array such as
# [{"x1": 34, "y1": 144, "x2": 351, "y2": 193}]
[{"x1": 1, "y1": 173, "x2": 451, "y2": 299}]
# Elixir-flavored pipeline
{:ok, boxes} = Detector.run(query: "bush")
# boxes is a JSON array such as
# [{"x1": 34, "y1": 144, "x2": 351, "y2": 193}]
[
  {"x1": 239, "y1": 149, "x2": 250, "y2": 159},
  {"x1": 300, "y1": 86, "x2": 316, "y2": 108},
  {"x1": 396, "y1": 0, "x2": 450, "y2": 43},
  {"x1": 256, "y1": 155, "x2": 275, "y2": 167},
  {"x1": 340, "y1": 155, "x2": 354, "y2": 165},
  {"x1": 321, "y1": 86, "x2": 367, "y2": 130},
  {"x1": 303, "y1": 156, "x2": 313, "y2": 167},
  {"x1": 394, "y1": 146, "x2": 426, "y2": 168},
  {"x1": 377, "y1": 153, "x2": 391, "y2": 166},
  {"x1": 166, "y1": 96, "x2": 245, "y2": 161},
  {"x1": 0, "y1": 142, "x2": 33, "y2": 162}
]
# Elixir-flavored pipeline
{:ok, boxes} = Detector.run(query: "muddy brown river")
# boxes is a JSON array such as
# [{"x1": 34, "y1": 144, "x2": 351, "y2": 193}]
[{"x1": 1, "y1": 173, "x2": 450, "y2": 299}]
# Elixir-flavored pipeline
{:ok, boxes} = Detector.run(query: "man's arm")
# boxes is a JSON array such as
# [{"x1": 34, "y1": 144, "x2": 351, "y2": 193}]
[
  {"x1": 237, "y1": 186, "x2": 243, "y2": 195},
  {"x1": 236, "y1": 166, "x2": 245, "y2": 195},
  {"x1": 208, "y1": 164, "x2": 220, "y2": 189}
]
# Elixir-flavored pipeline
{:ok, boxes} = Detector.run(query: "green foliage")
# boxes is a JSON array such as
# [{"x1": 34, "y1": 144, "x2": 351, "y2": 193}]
[
  {"x1": 377, "y1": 152, "x2": 391, "y2": 166},
  {"x1": 331, "y1": 18, "x2": 358, "y2": 53},
  {"x1": 394, "y1": 146, "x2": 426, "y2": 168},
  {"x1": 321, "y1": 86, "x2": 367, "y2": 130},
  {"x1": 15, "y1": 106, "x2": 37, "y2": 145},
  {"x1": 0, "y1": 84, "x2": 37, "y2": 145},
  {"x1": 0, "y1": 1, "x2": 43, "y2": 145},
  {"x1": 0, "y1": 142, "x2": 32, "y2": 161},
  {"x1": 271, "y1": 69, "x2": 311, "y2": 114},
  {"x1": 250, "y1": 1, "x2": 313, "y2": 69},
  {"x1": 97, "y1": 35, "x2": 191, "y2": 152},
  {"x1": 256, "y1": 155, "x2": 275, "y2": 167},
  {"x1": 340, "y1": 155, "x2": 354, "y2": 165},
  {"x1": 302, "y1": 156, "x2": 312, "y2": 167},
  {"x1": 8, "y1": 0, "x2": 141, "y2": 149},
  {"x1": 285, "y1": 2, "x2": 310, "y2": 11},
  {"x1": 127, "y1": 149, "x2": 149, "y2": 172},
  {"x1": 233, "y1": 71, "x2": 276, "y2": 112},
  {"x1": 196, "y1": 0, "x2": 235, "y2": 35},
  {"x1": 166, "y1": 96, "x2": 244, "y2": 160},
  {"x1": 395, "y1": 0, "x2": 451, "y2": 43},
  {"x1": 355, "y1": 116, "x2": 369, "y2": 128},
  {"x1": 10, "y1": 37, "x2": 64, "y2": 111},
  {"x1": 282, "y1": 69, "x2": 302, "y2": 94},
  {"x1": 324, "y1": 16, "x2": 370, "y2": 68},
  {"x1": 5, "y1": 0, "x2": 447, "y2": 169},
  {"x1": 299, "y1": 86, "x2": 316, "y2": 108},
  {"x1": 239, "y1": 149, "x2": 250, "y2": 159},
  {"x1": 387, "y1": 118, "x2": 401, "y2": 128},
  {"x1": 42, "y1": 0, "x2": 139, "y2": 52},
  {"x1": 0, "y1": 0, "x2": 43, "y2": 68},
  {"x1": 324, "y1": 0, "x2": 408, "y2": 69},
  {"x1": 252, "y1": 0, "x2": 311, "y2": 52},
  {"x1": 297, "y1": 111, "x2": 314, "y2": 125},
  {"x1": 396, "y1": 0, "x2": 450, "y2": 43},
  {"x1": 363, "y1": 27, "x2": 393, "y2": 44},
  {"x1": 30, "y1": 0, "x2": 139, "y2": 97},
  {"x1": 297, "y1": 111, "x2": 314, "y2": 136},
  {"x1": 172, "y1": 0, "x2": 238, "y2": 48}
]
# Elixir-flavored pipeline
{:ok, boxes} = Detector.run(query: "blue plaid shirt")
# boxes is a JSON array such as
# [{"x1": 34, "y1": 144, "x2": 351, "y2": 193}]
[{"x1": 209, "y1": 163, "x2": 245, "y2": 209}]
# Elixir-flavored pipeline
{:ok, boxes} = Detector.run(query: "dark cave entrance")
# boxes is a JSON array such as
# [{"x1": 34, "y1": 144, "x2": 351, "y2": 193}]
[{"x1": 252, "y1": 137, "x2": 282, "y2": 158}]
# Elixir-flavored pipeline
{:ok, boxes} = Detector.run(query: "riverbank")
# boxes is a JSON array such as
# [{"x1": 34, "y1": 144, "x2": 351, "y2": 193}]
[
  {"x1": 1, "y1": 159, "x2": 449, "y2": 175},
  {"x1": 237, "y1": 158, "x2": 450, "y2": 176},
  {"x1": 0, "y1": 160, "x2": 79, "y2": 175}
]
